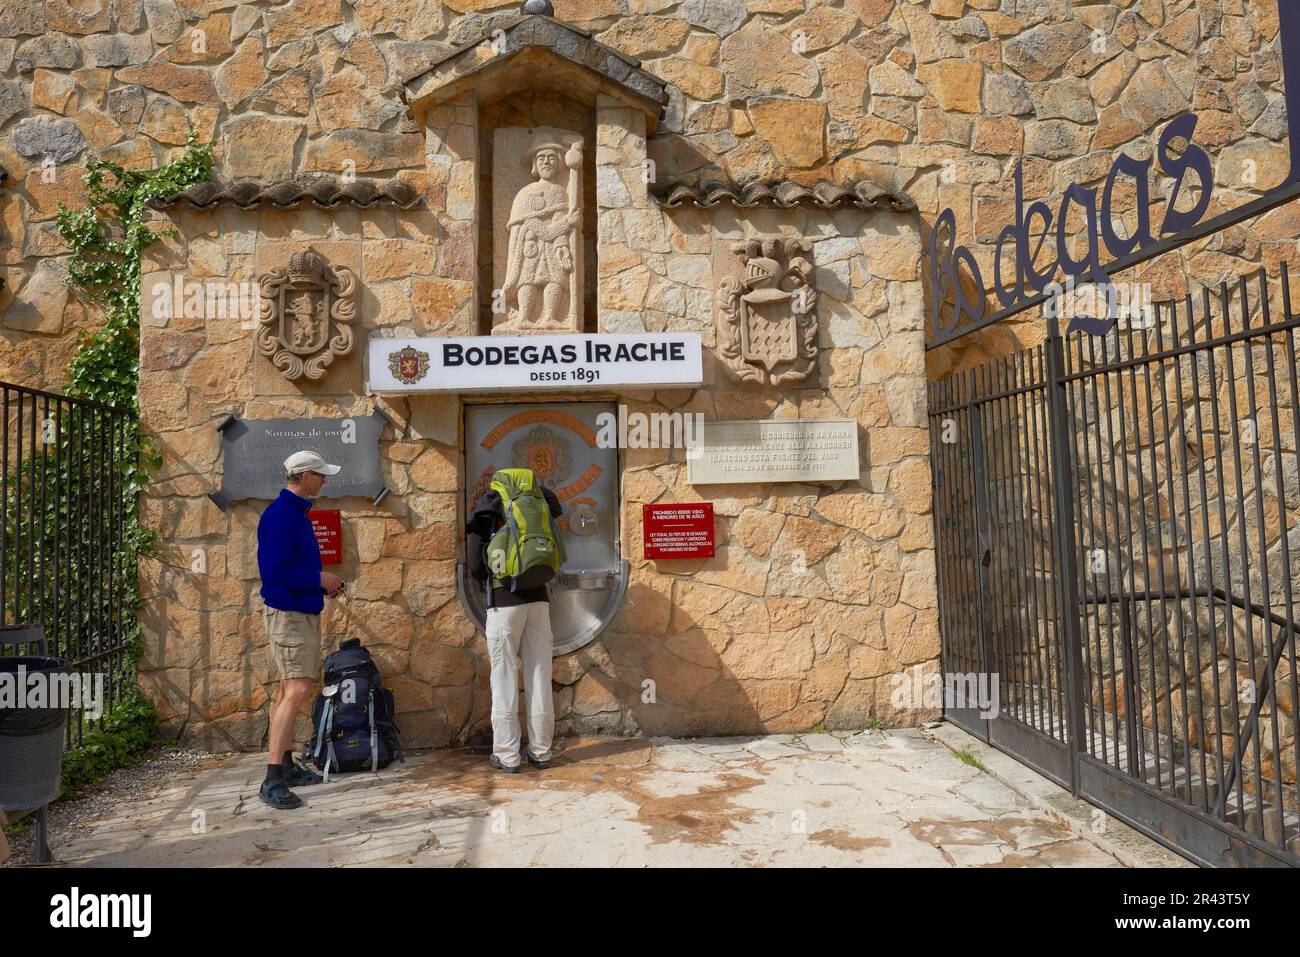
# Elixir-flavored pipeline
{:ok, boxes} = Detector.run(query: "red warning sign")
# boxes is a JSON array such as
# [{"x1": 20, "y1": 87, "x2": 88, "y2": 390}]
[
  {"x1": 643, "y1": 503, "x2": 715, "y2": 560},
  {"x1": 309, "y1": 509, "x2": 342, "y2": 565}
]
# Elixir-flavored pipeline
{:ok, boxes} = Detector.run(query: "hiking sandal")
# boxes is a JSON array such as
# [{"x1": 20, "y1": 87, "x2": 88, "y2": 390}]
[
  {"x1": 259, "y1": 779, "x2": 303, "y2": 809},
  {"x1": 283, "y1": 761, "x2": 323, "y2": 787}
]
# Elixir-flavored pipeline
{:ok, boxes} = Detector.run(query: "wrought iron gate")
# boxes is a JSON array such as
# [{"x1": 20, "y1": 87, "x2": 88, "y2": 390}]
[
  {"x1": 930, "y1": 340, "x2": 1077, "y2": 787},
  {"x1": 1, "y1": 381, "x2": 136, "y2": 746},
  {"x1": 930, "y1": 266, "x2": 1300, "y2": 867}
]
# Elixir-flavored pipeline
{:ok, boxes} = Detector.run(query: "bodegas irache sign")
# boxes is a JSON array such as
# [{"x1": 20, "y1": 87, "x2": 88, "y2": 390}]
[
  {"x1": 928, "y1": 114, "x2": 1217, "y2": 339},
  {"x1": 367, "y1": 332, "x2": 704, "y2": 393}
]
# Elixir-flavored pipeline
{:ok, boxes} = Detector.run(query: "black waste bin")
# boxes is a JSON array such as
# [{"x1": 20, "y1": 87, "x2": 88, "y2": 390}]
[{"x1": 0, "y1": 654, "x2": 69, "y2": 810}]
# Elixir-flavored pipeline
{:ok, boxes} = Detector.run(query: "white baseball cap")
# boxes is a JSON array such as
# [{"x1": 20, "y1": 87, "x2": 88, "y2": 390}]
[{"x1": 284, "y1": 450, "x2": 341, "y2": 477}]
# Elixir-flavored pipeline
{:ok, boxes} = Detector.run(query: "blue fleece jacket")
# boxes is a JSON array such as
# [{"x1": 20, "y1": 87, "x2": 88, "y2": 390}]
[{"x1": 257, "y1": 488, "x2": 324, "y2": 614}]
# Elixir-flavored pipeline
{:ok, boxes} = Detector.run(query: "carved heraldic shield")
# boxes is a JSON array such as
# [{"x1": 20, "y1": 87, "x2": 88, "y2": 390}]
[
  {"x1": 258, "y1": 249, "x2": 358, "y2": 381},
  {"x1": 717, "y1": 238, "x2": 817, "y2": 386}
]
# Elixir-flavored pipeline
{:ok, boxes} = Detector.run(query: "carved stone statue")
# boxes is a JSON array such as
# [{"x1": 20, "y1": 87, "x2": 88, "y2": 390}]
[
  {"x1": 257, "y1": 249, "x2": 357, "y2": 381},
  {"x1": 499, "y1": 137, "x2": 583, "y2": 331},
  {"x1": 717, "y1": 238, "x2": 818, "y2": 386}
]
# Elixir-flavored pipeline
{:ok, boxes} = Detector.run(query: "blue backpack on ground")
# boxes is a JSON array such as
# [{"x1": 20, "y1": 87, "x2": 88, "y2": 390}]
[{"x1": 302, "y1": 638, "x2": 404, "y2": 781}]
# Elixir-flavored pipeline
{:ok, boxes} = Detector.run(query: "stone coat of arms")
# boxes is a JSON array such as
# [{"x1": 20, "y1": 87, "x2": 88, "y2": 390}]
[
  {"x1": 257, "y1": 249, "x2": 358, "y2": 381},
  {"x1": 717, "y1": 238, "x2": 817, "y2": 386}
]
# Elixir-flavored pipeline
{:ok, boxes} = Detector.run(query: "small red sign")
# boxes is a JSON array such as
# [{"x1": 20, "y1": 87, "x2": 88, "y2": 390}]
[
  {"x1": 643, "y1": 503, "x2": 715, "y2": 560},
  {"x1": 309, "y1": 509, "x2": 342, "y2": 565}
]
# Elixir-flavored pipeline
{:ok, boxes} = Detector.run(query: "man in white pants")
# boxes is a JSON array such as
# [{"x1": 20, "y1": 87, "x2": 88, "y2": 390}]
[{"x1": 466, "y1": 481, "x2": 563, "y2": 771}]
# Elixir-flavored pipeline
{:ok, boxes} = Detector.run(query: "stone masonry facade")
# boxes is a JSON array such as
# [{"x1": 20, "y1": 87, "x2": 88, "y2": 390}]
[
  {"x1": 2, "y1": 1, "x2": 1289, "y2": 385},
  {"x1": 0, "y1": 0, "x2": 1291, "y2": 750},
  {"x1": 134, "y1": 139, "x2": 935, "y2": 749}
]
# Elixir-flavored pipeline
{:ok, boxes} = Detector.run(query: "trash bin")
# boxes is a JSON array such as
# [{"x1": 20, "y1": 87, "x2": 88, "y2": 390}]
[{"x1": 0, "y1": 655, "x2": 69, "y2": 810}]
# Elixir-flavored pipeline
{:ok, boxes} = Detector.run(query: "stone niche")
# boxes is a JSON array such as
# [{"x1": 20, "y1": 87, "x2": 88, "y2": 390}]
[
  {"x1": 403, "y1": 14, "x2": 668, "y2": 337},
  {"x1": 486, "y1": 111, "x2": 591, "y2": 334}
]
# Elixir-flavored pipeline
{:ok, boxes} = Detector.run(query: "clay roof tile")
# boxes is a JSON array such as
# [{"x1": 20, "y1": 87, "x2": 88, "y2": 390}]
[
  {"x1": 148, "y1": 177, "x2": 422, "y2": 211},
  {"x1": 652, "y1": 178, "x2": 916, "y2": 214}
]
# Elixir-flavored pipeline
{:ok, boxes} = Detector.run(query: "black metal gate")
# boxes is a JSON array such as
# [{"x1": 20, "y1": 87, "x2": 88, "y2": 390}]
[
  {"x1": 930, "y1": 266, "x2": 1300, "y2": 867},
  {"x1": 1, "y1": 381, "x2": 136, "y2": 746},
  {"x1": 930, "y1": 340, "x2": 1077, "y2": 788}
]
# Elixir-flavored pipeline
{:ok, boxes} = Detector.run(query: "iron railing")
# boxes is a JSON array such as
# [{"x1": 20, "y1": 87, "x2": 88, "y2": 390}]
[
  {"x1": 929, "y1": 266, "x2": 1300, "y2": 866},
  {"x1": 1, "y1": 381, "x2": 135, "y2": 747}
]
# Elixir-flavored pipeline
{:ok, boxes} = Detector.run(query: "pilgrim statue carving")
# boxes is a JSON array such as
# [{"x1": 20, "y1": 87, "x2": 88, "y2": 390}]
[
  {"x1": 495, "y1": 132, "x2": 584, "y2": 333},
  {"x1": 257, "y1": 249, "x2": 358, "y2": 381},
  {"x1": 717, "y1": 238, "x2": 818, "y2": 386}
]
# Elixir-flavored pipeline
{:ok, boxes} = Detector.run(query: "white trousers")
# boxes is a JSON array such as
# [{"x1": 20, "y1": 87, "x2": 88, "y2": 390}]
[{"x1": 486, "y1": 601, "x2": 554, "y2": 767}]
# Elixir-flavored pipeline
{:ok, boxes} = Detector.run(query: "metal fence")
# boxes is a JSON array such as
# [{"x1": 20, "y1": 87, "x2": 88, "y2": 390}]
[
  {"x1": 1, "y1": 381, "x2": 135, "y2": 747},
  {"x1": 930, "y1": 265, "x2": 1300, "y2": 867}
]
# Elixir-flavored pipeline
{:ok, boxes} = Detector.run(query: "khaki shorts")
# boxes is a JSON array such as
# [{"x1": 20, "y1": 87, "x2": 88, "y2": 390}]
[{"x1": 263, "y1": 607, "x2": 322, "y2": 681}]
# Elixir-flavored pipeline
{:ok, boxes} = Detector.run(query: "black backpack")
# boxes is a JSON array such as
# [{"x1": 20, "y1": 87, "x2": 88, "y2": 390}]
[{"x1": 302, "y1": 638, "x2": 404, "y2": 780}]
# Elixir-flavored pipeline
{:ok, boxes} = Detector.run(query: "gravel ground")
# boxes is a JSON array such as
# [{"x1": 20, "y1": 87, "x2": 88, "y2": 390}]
[{"x1": 3, "y1": 747, "x2": 227, "y2": 867}]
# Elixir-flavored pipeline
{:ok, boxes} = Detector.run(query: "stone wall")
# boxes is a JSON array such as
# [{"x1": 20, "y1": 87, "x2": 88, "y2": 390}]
[
  {"x1": 1, "y1": 1, "x2": 1290, "y2": 386},
  {"x1": 0, "y1": 0, "x2": 1292, "y2": 749},
  {"x1": 907, "y1": 0, "x2": 1290, "y2": 375},
  {"x1": 136, "y1": 183, "x2": 935, "y2": 749}
]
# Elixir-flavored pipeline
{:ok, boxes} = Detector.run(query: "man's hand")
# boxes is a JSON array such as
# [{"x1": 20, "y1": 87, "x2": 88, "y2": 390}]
[{"x1": 321, "y1": 572, "x2": 345, "y2": 597}]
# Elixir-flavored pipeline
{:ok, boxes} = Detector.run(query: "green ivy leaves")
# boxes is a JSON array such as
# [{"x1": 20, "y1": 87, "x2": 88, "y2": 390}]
[
  {"x1": 42, "y1": 132, "x2": 214, "y2": 737},
  {"x1": 55, "y1": 131, "x2": 213, "y2": 411}
]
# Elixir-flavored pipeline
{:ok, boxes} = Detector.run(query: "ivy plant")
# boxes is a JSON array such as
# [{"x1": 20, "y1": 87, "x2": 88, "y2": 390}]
[
  {"x1": 31, "y1": 133, "x2": 215, "y2": 742},
  {"x1": 55, "y1": 131, "x2": 213, "y2": 409}
]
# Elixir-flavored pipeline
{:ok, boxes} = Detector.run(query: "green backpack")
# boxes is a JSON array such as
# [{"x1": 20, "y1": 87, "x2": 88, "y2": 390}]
[{"x1": 485, "y1": 468, "x2": 566, "y2": 592}]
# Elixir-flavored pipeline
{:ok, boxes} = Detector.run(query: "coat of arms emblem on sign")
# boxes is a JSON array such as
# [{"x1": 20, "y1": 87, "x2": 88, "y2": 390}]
[
  {"x1": 388, "y1": 345, "x2": 430, "y2": 385},
  {"x1": 716, "y1": 238, "x2": 817, "y2": 386},
  {"x1": 257, "y1": 249, "x2": 358, "y2": 381}
]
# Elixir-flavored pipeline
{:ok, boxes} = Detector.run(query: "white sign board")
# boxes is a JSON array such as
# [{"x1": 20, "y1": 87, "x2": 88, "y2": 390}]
[
  {"x1": 367, "y1": 333, "x2": 703, "y2": 393},
  {"x1": 687, "y1": 419, "x2": 860, "y2": 485}
]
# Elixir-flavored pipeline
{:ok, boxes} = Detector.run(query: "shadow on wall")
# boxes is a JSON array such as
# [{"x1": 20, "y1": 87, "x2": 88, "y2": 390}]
[{"x1": 543, "y1": 468, "x2": 935, "y2": 740}]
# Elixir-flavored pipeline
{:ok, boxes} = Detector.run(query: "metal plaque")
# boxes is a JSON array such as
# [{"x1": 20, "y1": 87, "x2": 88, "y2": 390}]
[
  {"x1": 460, "y1": 402, "x2": 626, "y2": 656},
  {"x1": 687, "y1": 418, "x2": 860, "y2": 485},
  {"x1": 367, "y1": 333, "x2": 703, "y2": 393},
  {"x1": 218, "y1": 413, "x2": 387, "y2": 503},
  {"x1": 310, "y1": 509, "x2": 342, "y2": 565},
  {"x1": 644, "y1": 503, "x2": 715, "y2": 559}
]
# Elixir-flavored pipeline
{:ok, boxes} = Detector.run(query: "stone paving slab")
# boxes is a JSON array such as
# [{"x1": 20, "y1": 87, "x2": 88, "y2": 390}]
[
  {"x1": 46, "y1": 730, "x2": 1151, "y2": 868},
  {"x1": 926, "y1": 722, "x2": 1192, "y2": 868}
]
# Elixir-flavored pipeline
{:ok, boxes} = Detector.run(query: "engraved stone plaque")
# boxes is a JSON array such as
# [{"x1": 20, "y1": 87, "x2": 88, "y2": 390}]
[
  {"x1": 218, "y1": 413, "x2": 387, "y2": 502},
  {"x1": 687, "y1": 419, "x2": 860, "y2": 485}
]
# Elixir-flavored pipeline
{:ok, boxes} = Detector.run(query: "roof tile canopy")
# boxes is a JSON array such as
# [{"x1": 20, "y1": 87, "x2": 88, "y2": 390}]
[
  {"x1": 148, "y1": 177, "x2": 420, "y2": 211},
  {"x1": 403, "y1": 13, "x2": 668, "y2": 121},
  {"x1": 652, "y1": 179, "x2": 916, "y2": 214}
]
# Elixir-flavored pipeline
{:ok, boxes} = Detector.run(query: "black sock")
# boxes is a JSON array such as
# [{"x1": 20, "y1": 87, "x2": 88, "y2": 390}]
[
  {"x1": 266, "y1": 763, "x2": 283, "y2": 783},
  {"x1": 282, "y1": 749, "x2": 296, "y2": 768}
]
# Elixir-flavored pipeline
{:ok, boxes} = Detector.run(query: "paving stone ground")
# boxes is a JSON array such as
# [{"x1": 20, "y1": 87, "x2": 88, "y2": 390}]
[{"x1": 49, "y1": 730, "x2": 1140, "y2": 867}]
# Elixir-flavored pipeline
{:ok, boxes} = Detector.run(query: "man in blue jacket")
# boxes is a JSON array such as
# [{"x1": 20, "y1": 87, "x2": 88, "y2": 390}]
[{"x1": 257, "y1": 450, "x2": 346, "y2": 809}]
